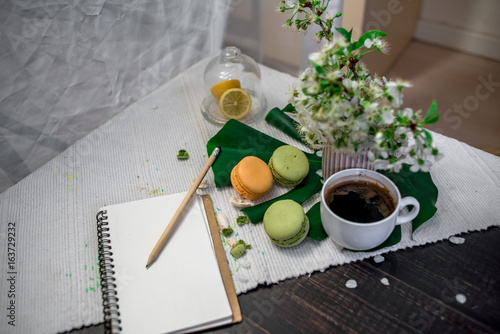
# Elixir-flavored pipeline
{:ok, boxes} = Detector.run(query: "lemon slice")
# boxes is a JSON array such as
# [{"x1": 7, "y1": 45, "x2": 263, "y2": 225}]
[
  {"x1": 219, "y1": 88, "x2": 252, "y2": 120},
  {"x1": 210, "y1": 79, "x2": 241, "y2": 100}
]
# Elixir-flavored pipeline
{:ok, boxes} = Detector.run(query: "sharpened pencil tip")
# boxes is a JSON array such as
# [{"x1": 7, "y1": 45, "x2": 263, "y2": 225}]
[{"x1": 146, "y1": 265, "x2": 149, "y2": 269}]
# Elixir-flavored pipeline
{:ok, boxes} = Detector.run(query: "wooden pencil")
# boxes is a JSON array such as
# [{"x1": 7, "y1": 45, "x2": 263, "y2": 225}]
[{"x1": 146, "y1": 146, "x2": 221, "y2": 268}]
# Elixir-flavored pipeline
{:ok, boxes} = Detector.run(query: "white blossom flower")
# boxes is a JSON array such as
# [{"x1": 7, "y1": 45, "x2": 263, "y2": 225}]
[
  {"x1": 373, "y1": 38, "x2": 390, "y2": 54},
  {"x1": 401, "y1": 108, "x2": 414, "y2": 118},
  {"x1": 309, "y1": 52, "x2": 322, "y2": 63},
  {"x1": 290, "y1": 35, "x2": 440, "y2": 173},
  {"x1": 364, "y1": 38, "x2": 373, "y2": 48},
  {"x1": 382, "y1": 109, "x2": 395, "y2": 124}
]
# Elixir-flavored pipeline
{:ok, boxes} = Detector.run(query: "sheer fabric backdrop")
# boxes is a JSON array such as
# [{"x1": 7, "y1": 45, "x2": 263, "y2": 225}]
[{"x1": 0, "y1": 0, "x2": 343, "y2": 193}]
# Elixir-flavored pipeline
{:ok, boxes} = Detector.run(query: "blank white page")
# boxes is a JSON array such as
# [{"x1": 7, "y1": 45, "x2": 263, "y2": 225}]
[{"x1": 101, "y1": 192, "x2": 233, "y2": 334}]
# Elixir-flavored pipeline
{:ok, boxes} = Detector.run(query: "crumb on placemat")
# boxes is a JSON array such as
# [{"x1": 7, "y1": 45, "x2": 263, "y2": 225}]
[
  {"x1": 230, "y1": 240, "x2": 251, "y2": 259},
  {"x1": 236, "y1": 215, "x2": 249, "y2": 225},
  {"x1": 229, "y1": 195, "x2": 254, "y2": 208},
  {"x1": 177, "y1": 149, "x2": 189, "y2": 159},
  {"x1": 221, "y1": 228, "x2": 233, "y2": 237}
]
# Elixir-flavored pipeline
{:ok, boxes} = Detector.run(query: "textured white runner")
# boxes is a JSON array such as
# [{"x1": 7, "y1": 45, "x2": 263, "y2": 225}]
[{"x1": 0, "y1": 57, "x2": 499, "y2": 334}]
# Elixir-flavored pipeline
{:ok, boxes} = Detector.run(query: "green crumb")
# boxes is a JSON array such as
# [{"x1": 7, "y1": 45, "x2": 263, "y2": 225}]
[
  {"x1": 236, "y1": 216, "x2": 249, "y2": 225},
  {"x1": 238, "y1": 239, "x2": 252, "y2": 249},
  {"x1": 177, "y1": 149, "x2": 189, "y2": 159},
  {"x1": 230, "y1": 239, "x2": 251, "y2": 259},
  {"x1": 222, "y1": 228, "x2": 233, "y2": 237},
  {"x1": 230, "y1": 244, "x2": 245, "y2": 258}
]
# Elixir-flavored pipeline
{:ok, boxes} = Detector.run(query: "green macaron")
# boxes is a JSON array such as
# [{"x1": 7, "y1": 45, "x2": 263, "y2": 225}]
[
  {"x1": 268, "y1": 145, "x2": 310, "y2": 187},
  {"x1": 263, "y1": 200, "x2": 310, "y2": 248}
]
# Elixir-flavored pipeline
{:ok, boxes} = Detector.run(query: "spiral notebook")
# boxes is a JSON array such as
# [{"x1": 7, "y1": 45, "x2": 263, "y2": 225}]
[{"x1": 96, "y1": 193, "x2": 241, "y2": 334}]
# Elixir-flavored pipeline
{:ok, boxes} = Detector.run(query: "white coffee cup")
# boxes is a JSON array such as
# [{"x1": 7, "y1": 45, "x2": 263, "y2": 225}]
[{"x1": 320, "y1": 168, "x2": 420, "y2": 250}]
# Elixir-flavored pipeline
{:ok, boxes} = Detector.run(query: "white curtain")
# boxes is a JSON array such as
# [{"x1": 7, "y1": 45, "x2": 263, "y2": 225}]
[
  {"x1": 0, "y1": 0, "x2": 345, "y2": 193},
  {"x1": 0, "y1": 0, "x2": 231, "y2": 193}
]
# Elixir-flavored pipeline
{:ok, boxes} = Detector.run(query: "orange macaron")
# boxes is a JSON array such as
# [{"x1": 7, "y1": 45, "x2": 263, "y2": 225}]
[{"x1": 231, "y1": 156, "x2": 273, "y2": 200}]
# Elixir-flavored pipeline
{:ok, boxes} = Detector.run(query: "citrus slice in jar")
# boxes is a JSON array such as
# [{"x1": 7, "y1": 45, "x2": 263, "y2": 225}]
[
  {"x1": 219, "y1": 88, "x2": 252, "y2": 120},
  {"x1": 210, "y1": 79, "x2": 241, "y2": 100}
]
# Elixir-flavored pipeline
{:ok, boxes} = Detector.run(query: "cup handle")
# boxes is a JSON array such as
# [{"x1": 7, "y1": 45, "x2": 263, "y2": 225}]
[{"x1": 396, "y1": 196, "x2": 420, "y2": 225}]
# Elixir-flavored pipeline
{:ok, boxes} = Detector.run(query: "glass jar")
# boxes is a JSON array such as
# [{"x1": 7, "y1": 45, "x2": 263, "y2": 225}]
[{"x1": 201, "y1": 46, "x2": 267, "y2": 125}]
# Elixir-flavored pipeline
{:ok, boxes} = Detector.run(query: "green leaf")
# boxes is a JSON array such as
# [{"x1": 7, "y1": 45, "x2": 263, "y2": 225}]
[
  {"x1": 265, "y1": 107, "x2": 303, "y2": 143},
  {"x1": 242, "y1": 169, "x2": 323, "y2": 224},
  {"x1": 282, "y1": 103, "x2": 296, "y2": 113},
  {"x1": 306, "y1": 202, "x2": 328, "y2": 241},
  {"x1": 426, "y1": 114, "x2": 440, "y2": 124},
  {"x1": 352, "y1": 30, "x2": 387, "y2": 51},
  {"x1": 311, "y1": 61, "x2": 325, "y2": 75},
  {"x1": 207, "y1": 119, "x2": 321, "y2": 188},
  {"x1": 379, "y1": 164, "x2": 439, "y2": 233},
  {"x1": 335, "y1": 27, "x2": 352, "y2": 42},
  {"x1": 421, "y1": 99, "x2": 439, "y2": 124},
  {"x1": 423, "y1": 129, "x2": 433, "y2": 146}
]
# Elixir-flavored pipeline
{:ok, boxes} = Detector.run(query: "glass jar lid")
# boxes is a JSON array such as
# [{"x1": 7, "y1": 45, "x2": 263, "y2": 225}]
[{"x1": 201, "y1": 46, "x2": 267, "y2": 125}]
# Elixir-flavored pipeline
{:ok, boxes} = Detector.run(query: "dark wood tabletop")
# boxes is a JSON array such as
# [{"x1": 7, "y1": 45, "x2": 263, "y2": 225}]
[{"x1": 70, "y1": 226, "x2": 499, "y2": 334}]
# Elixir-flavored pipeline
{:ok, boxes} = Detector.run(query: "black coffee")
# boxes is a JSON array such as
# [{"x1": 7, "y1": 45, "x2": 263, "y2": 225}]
[{"x1": 326, "y1": 180, "x2": 396, "y2": 223}]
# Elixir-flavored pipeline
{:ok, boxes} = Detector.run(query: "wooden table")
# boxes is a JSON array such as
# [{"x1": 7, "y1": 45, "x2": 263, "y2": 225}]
[{"x1": 69, "y1": 226, "x2": 499, "y2": 334}]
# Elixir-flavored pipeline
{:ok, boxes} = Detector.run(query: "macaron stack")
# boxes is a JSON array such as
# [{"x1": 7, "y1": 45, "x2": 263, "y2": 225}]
[
  {"x1": 230, "y1": 156, "x2": 273, "y2": 200},
  {"x1": 268, "y1": 145, "x2": 310, "y2": 187},
  {"x1": 263, "y1": 200, "x2": 309, "y2": 248}
]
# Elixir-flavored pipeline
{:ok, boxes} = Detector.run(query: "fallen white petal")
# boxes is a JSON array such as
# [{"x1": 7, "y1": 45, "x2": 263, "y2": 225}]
[
  {"x1": 345, "y1": 279, "x2": 357, "y2": 289},
  {"x1": 192, "y1": 178, "x2": 208, "y2": 189},
  {"x1": 229, "y1": 195, "x2": 254, "y2": 208},
  {"x1": 237, "y1": 274, "x2": 249, "y2": 283},
  {"x1": 374, "y1": 255, "x2": 385, "y2": 263},
  {"x1": 380, "y1": 277, "x2": 390, "y2": 286},
  {"x1": 238, "y1": 258, "x2": 252, "y2": 269},
  {"x1": 449, "y1": 236, "x2": 465, "y2": 244},
  {"x1": 456, "y1": 294, "x2": 467, "y2": 304},
  {"x1": 226, "y1": 237, "x2": 237, "y2": 247},
  {"x1": 216, "y1": 212, "x2": 230, "y2": 229}
]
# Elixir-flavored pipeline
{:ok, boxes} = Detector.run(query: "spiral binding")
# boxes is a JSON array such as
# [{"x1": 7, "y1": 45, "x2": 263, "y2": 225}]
[{"x1": 96, "y1": 210, "x2": 122, "y2": 333}]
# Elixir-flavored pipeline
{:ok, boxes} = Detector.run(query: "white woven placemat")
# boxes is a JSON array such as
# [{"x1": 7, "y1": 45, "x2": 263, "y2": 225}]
[{"x1": 0, "y1": 57, "x2": 499, "y2": 334}]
